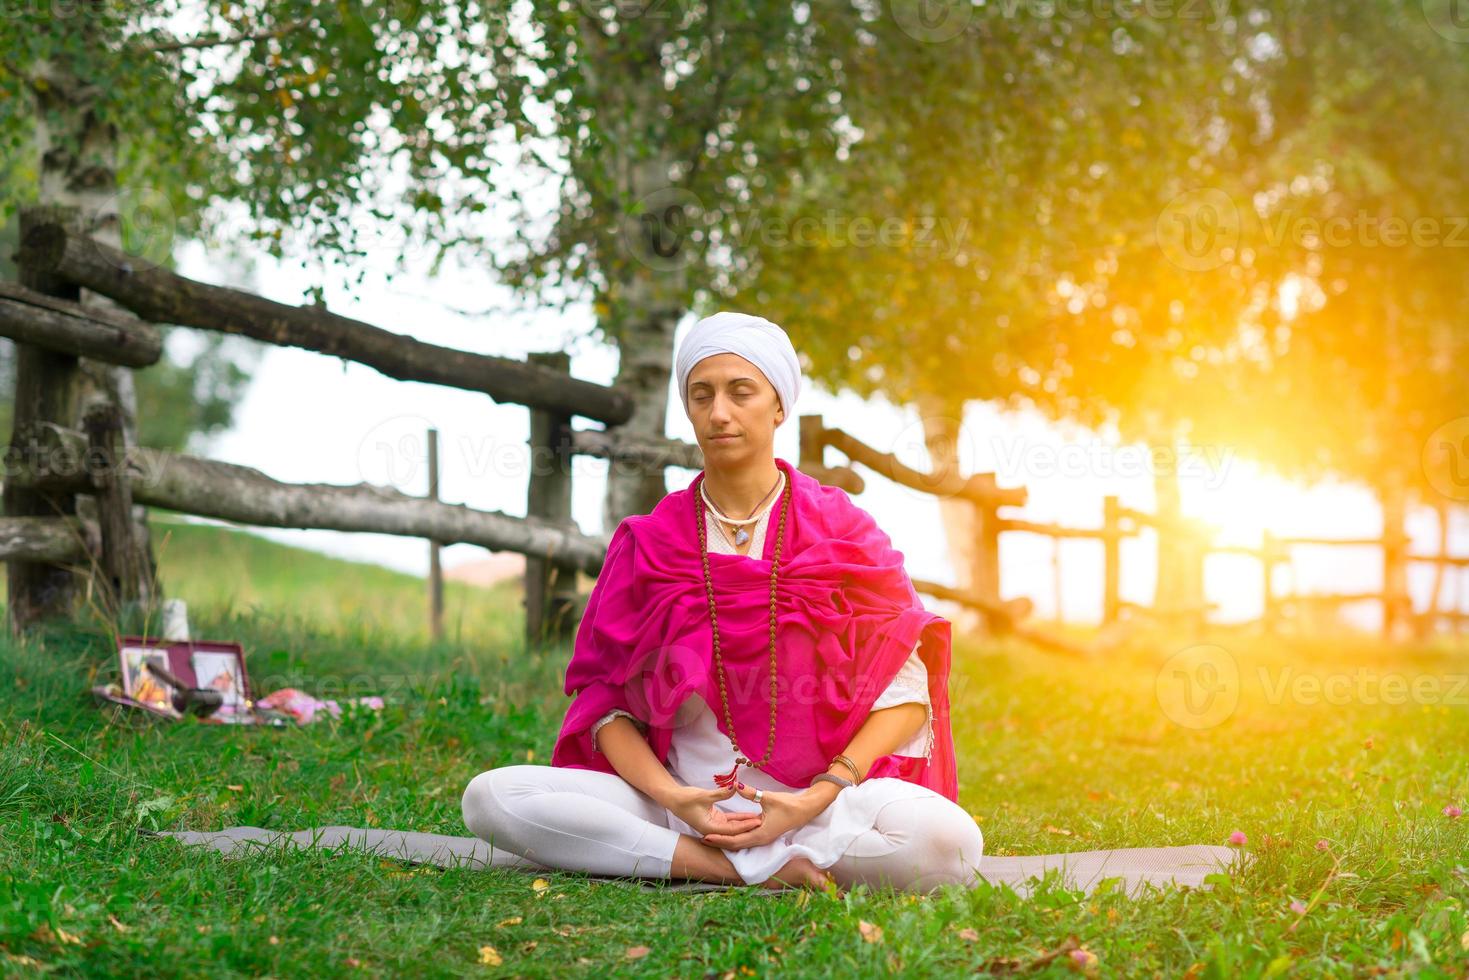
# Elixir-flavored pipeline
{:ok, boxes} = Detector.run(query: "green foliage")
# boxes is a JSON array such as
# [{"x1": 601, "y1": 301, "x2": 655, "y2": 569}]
[
  {"x1": 135, "y1": 332, "x2": 259, "y2": 454},
  {"x1": 5, "y1": 1, "x2": 1466, "y2": 493}
]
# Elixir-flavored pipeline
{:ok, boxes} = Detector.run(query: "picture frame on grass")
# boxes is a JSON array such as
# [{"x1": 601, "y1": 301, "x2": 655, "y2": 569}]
[{"x1": 95, "y1": 636, "x2": 280, "y2": 725}]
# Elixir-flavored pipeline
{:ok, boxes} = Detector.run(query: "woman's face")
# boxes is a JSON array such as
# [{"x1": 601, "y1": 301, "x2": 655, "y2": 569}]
[{"x1": 686, "y1": 353, "x2": 784, "y2": 464}]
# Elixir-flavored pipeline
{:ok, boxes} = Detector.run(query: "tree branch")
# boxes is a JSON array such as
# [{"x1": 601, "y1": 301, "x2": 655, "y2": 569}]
[{"x1": 136, "y1": 19, "x2": 312, "y2": 55}]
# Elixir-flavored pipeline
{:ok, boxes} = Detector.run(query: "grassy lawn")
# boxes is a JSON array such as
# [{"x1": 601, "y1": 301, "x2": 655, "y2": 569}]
[{"x1": 2, "y1": 518, "x2": 1468, "y2": 976}]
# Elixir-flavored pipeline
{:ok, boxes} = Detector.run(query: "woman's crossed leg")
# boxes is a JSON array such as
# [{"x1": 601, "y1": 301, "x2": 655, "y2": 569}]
[{"x1": 461, "y1": 765, "x2": 983, "y2": 893}]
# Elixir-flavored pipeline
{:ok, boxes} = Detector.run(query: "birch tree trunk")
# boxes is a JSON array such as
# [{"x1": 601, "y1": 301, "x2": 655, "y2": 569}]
[
  {"x1": 22, "y1": 20, "x2": 159, "y2": 624},
  {"x1": 582, "y1": 28, "x2": 691, "y2": 529},
  {"x1": 915, "y1": 390, "x2": 983, "y2": 636}
]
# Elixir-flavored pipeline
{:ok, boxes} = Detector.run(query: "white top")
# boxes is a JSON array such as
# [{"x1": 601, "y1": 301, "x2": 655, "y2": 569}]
[{"x1": 588, "y1": 467, "x2": 938, "y2": 883}]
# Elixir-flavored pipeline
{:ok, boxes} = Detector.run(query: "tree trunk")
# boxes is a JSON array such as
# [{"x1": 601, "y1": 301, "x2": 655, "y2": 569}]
[
  {"x1": 1378, "y1": 469, "x2": 1411, "y2": 642},
  {"x1": 603, "y1": 296, "x2": 682, "y2": 528},
  {"x1": 915, "y1": 390, "x2": 983, "y2": 636},
  {"x1": 26, "y1": 22, "x2": 159, "y2": 624},
  {"x1": 593, "y1": 44, "x2": 691, "y2": 528},
  {"x1": 4, "y1": 208, "x2": 86, "y2": 630},
  {"x1": 1418, "y1": 497, "x2": 1451, "y2": 640},
  {"x1": 1149, "y1": 421, "x2": 1204, "y2": 620}
]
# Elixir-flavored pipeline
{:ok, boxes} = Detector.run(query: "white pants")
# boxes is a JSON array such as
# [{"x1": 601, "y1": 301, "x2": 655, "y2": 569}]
[{"x1": 461, "y1": 765, "x2": 984, "y2": 892}]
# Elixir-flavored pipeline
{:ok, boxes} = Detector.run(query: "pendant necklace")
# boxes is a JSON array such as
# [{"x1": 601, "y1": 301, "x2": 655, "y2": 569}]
[
  {"x1": 696, "y1": 465, "x2": 790, "y2": 789},
  {"x1": 700, "y1": 471, "x2": 782, "y2": 548}
]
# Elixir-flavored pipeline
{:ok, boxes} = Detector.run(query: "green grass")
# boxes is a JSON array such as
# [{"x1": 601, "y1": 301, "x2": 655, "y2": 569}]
[
  {"x1": 2, "y1": 521, "x2": 1468, "y2": 976},
  {"x1": 144, "y1": 513, "x2": 526, "y2": 649}
]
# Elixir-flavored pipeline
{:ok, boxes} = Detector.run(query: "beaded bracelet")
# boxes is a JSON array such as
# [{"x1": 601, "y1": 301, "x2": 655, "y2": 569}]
[{"x1": 810, "y1": 772, "x2": 854, "y2": 791}]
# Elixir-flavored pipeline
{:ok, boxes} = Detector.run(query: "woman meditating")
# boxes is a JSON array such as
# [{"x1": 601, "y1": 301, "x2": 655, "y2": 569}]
[{"x1": 461, "y1": 311, "x2": 984, "y2": 891}]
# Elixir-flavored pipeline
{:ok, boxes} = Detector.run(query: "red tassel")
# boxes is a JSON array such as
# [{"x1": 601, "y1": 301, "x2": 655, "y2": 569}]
[{"x1": 712, "y1": 761, "x2": 741, "y2": 788}]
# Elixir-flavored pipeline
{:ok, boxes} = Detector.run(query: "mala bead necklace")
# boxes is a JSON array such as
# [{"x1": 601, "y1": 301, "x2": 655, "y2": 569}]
[{"x1": 697, "y1": 468, "x2": 791, "y2": 789}]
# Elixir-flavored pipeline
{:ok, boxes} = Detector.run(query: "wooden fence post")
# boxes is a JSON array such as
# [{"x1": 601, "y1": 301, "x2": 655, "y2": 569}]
[
  {"x1": 82, "y1": 402, "x2": 151, "y2": 622},
  {"x1": 799, "y1": 414, "x2": 824, "y2": 474},
  {"x1": 1380, "y1": 476, "x2": 1410, "y2": 641},
  {"x1": 524, "y1": 351, "x2": 578, "y2": 651},
  {"x1": 1103, "y1": 495, "x2": 1121, "y2": 625},
  {"x1": 4, "y1": 205, "x2": 86, "y2": 633},
  {"x1": 1181, "y1": 519, "x2": 1208, "y2": 636},
  {"x1": 972, "y1": 473, "x2": 1002, "y2": 633},
  {"x1": 1051, "y1": 536, "x2": 1063, "y2": 627},
  {"x1": 427, "y1": 427, "x2": 444, "y2": 642},
  {"x1": 1261, "y1": 530, "x2": 1279, "y2": 636}
]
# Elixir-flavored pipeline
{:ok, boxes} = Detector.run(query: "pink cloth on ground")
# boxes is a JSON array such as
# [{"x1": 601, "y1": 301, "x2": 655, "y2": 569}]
[{"x1": 256, "y1": 688, "x2": 384, "y2": 725}]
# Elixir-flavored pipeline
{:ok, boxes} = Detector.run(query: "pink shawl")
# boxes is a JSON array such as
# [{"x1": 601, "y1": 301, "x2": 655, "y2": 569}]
[{"x1": 550, "y1": 456, "x2": 958, "y2": 802}]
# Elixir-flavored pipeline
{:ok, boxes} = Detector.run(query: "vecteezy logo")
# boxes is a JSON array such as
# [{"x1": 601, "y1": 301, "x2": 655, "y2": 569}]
[
  {"x1": 1155, "y1": 643, "x2": 1240, "y2": 730},
  {"x1": 619, "y1": 186, "x2": 706, "y2": 272},
  {"x1": 1422, "y1": 0, "x2": 1469, "y2": 42},
  {"x1": 1156, "y1": 188, "x2": 1242, "y2": 273},
  {"x1": 354, "y1": 414, "x2": 439, "y2": 488},
  {"x1": 884, "y1": 413, "x2": 976, "y2": 501},
  {"x1": 1423, "y1": 417, "x2": 1469, "y2": 502},
  {"x1": 891, "y1": 0, "x2": 971, "y2": 43}
]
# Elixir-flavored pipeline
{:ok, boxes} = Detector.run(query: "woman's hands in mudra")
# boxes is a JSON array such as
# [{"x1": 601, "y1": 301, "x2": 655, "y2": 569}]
[
  {"x1": 664, "y1": 783, "x2": 765, "y2": 839},
  {"x1": 699, "y1": 783, "x2": 826, "y2": 850}
]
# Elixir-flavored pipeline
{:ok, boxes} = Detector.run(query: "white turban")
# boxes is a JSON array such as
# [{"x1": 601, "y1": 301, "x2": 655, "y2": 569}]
[{"x1": 674, "y1": 311, "x2": 801, "y2": 427}]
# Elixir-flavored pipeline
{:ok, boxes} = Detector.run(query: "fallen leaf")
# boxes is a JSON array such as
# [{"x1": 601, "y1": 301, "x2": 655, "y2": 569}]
[
  {"x1": 958, "y1": 927, "x2": 980, "y2": 942},
  {"x1": 226, "y1": 784, "x2": 244, "y2": 792},
  {"x1": 980, "y1": 935, "x2": 1080, "y2": 975},
  {"x1": 858, "y1": 920, "x2": 884, "y2": 944},
  {"x1": 478, "y1": 944, "x2": 503, "y2": 966},
  {"x1": 496, "y1": 916, "x2": 523, "y2": 928},
  {"x1": 531, "y1": 878, "x2": 551, "y2": 894},
  {"x1": 521, "y1": 941, "x2": 538, "y2": 953},
  {"x1": 108, "y1": 915, "x2": 130, "y2": 933},
  {"x1": 625, "y1": 945, "x2": 651, "y2": 959},
  {"x1": 1044, "y1": 824, "x2": 1074, "y2": 836},
  {"x1": 29, "y1": 923, "x2": 82, "y2": 946}
]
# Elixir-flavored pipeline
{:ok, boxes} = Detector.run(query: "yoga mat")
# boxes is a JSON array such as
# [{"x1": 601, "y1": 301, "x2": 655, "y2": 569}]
[{"x1": 142, "y1": 826, "x2": 1250, "y2": 898}]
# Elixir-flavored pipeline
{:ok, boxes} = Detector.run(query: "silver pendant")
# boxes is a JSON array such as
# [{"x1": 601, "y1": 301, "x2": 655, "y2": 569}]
[{"x1": 734, "y1": 527, "x2": 750, "y2": 545}]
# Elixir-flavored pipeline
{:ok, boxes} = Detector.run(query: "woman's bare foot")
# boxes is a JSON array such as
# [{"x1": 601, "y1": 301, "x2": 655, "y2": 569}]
[{"x1": 760, "y1": 856, "x2": 840, "y2": 892}]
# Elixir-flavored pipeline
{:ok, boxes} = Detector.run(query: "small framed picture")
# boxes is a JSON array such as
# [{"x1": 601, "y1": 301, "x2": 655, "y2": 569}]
[
  {"x1": 119, "y1": 645, "x2": 182, "y2": 718},
  {"x1": 191, "y1": 651, "x2": 246, "y2": 708},
  {"x1": 104, "y1": 636, "x2": 258, "y2": 723}
]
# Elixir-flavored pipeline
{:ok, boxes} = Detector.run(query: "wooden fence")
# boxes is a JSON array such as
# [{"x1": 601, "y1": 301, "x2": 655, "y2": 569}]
[
  {"x1": 3, "y1": 209, "x2": 1462, "y2": 649},
  {"x1": 799, "y1": 416, "x2": 1468, "y2": 645}
]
